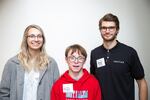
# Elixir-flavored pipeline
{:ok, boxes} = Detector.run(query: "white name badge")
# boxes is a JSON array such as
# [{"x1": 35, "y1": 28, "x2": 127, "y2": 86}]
[
  {"x1": 63, "y1": 83, "x2": 73, "y2": 93},
  {"x1": 96, "y1": 58, "x2": 106, "y2": 68}
]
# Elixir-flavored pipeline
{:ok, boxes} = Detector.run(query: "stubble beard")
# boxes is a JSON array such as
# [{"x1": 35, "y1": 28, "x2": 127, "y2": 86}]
[{"x1": 101, "y1": 32, "x2": 118, "y2": 42}]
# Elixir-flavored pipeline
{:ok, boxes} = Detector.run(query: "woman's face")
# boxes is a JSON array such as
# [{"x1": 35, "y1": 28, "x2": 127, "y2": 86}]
[{"x1": 27, "y1": 28, "x2": 43, "y2": 52}]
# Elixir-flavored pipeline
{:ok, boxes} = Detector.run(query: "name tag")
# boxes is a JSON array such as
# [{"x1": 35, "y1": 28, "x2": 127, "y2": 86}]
[
  {"x1": 63, "y1": 83, "x2": 73, "y2": 93},
  {"x1": 96, "y1": 58, "x2": 105, "y2": 68}
]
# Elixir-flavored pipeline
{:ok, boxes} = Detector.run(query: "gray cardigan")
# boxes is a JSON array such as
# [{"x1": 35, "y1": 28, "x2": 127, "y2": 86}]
[{"x1": 0, "y1": 56, "x2": 59, "y2": 100}]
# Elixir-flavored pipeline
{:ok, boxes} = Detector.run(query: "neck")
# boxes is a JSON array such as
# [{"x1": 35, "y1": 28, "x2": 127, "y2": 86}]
[
  {"x1": 28, "y1": 48, "x2": 40, "y2": 58},
  {"x1": 103, "y1": 39, "x2": 117, "y2": 50},
  {"x1": 69, "y1": 70, "x2": 83, "y2": 80}
]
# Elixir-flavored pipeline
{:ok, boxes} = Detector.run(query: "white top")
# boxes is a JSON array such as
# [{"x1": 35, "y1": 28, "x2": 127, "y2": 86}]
[{"x1": 23, "y1": 69, "x2": 40, "y2": 100}]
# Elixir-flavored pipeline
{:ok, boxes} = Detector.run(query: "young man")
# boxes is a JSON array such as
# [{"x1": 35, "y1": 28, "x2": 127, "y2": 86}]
[
  {"x1": 90, "y1": 13, "x2": 148, "y2": 100},
  {"x1": 51, "y1": 44, "x2": 101, "y2": 100}
]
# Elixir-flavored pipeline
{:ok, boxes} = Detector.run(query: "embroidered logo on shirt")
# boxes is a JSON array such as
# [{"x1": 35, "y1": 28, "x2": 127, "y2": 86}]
[{"x1": 113, "y1": 60, "x2": 124, "y2": 64}]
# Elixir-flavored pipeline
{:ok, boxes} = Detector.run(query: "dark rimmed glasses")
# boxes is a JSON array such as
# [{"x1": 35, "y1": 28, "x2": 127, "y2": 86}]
[
  {"x1": 67, "y1": 56, "x2": 85, "y2": 63},
  {"x1": 100, "y1": 26, "x2": 116, "y2": 32}
]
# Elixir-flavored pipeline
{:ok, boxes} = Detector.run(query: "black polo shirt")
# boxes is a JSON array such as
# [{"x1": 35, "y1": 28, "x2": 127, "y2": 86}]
[{"x1": 90, "y1": 41, "x2": 144, "y2": 100}]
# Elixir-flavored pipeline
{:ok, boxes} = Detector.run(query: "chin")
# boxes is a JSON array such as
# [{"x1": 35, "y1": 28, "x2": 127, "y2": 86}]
[
  {"x1": 31, "y1": 48, "x2": 41, "y2": 51},
  {"x1": 72, "y1": 68, "x2": 82, "y2": 73}
]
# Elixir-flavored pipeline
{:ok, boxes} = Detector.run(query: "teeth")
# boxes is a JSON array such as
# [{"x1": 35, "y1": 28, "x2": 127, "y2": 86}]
[
  {"x1": 32, "y1": 43, "x2": 40, "y2": 46},
  {"x1": 73, "y1": 66, "x2": 79, "y2": 67}
]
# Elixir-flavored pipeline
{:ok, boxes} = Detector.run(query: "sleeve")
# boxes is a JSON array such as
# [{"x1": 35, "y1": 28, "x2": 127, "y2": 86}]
[
  {"x1": 52, "y1": 59, "x2": 60, "y2": 82},
  {"x1": 130, "y1": 49, "x2": 145, "y2": 80},
  {"x1": 50, "y1": 83, "x2": 59, "y2": 100},
  {"x1": 90, "y1": 51, "x2": 96, "y2": 75},
  {"x1": 94, "y1": 79, "x2": 102, "y2": 100},
  {"x1": 0, "y1": 60, "x2": 12, "y2": 100}
]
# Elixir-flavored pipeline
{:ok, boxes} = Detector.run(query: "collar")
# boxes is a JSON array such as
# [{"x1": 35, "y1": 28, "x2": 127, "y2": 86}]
[{"x1": 101, "y1": 40, "x2": 120, "y2": 52}]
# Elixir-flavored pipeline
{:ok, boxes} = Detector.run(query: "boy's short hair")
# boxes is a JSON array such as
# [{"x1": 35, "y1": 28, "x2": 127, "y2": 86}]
[{"x1": 65, "y1": 44, "x2": 87, "y2": 59}]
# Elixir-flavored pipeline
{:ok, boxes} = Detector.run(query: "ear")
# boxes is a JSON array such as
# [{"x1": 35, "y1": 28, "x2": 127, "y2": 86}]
[{"x1": 116, "y1": 29, "x2": 119, "y2": 35}]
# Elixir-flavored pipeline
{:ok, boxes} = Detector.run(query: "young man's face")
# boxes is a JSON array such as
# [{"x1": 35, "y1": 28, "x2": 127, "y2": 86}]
[
  {"x1": 100, "y1": 21, "x2": 118, "y2": 42},
  {"x1": 66, "y1": 50, "x2": 85, "y2": 74}
]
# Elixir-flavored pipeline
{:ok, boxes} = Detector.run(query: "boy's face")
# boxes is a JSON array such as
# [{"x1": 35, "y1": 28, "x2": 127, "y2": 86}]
[{"x1": 66, "y1": 50, "x2": 85, "y2": 74}]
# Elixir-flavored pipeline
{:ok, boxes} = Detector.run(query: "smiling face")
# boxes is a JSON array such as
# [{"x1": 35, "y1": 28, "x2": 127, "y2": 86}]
[
  {"x1": 27, "y1": 28, "x2": 43, "y2": 52},
  {"x1": 66, "y1": 50, "x2": 85, "y2": 74},
  {"x1": 100, "y1": 21, "x2": 118, "y2": 42}
]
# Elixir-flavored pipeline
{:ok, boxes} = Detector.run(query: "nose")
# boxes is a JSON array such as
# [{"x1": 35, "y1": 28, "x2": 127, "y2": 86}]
[
  {"x1": 34, "y1": 36, "x2": 39, "y2": 41},
  {"x1": 105, "y1": 28, "x2": 110, "y2": 32},
  {"x1": 74, "y1": 58, "x2": 78, "y2": 63}
]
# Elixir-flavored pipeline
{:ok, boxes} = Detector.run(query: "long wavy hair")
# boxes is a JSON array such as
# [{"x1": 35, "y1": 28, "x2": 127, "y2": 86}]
[{"x1": 18, "y1": 24, "x2": 49, "y2": 71}]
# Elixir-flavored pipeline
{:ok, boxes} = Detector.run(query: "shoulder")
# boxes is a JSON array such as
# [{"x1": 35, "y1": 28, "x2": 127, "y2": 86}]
[
  {"x1": 48, "y1": 56, "x2": 58, "y2": 67},
  {"x1": 46, "y1": 56, "x2": 59, "y2": 74},
  {"x1": 2, "y1": 55, "x2": 20, "y2": 74},
  {"x1": 5, "y1": 55, "x2": 20, "y2": 66},
  {"x1": 91, "y1": 45, "x2": 103, "y2": 55},
  {"x1": 53, "y1": 70, "x2": 68, "y2": 85},
  {"x1": 84, "y1": 69, "x2": 99, "y2": 83},
  {"x1": 91, "y1": 45, "x2": 101, "y2": 52},
  {"x1": 52, "y1": 73, "x2": 65, "y2": 88},
  {"x1": 118, "y1": 42, "x2": 137, "y2": 54},
  {"x1": 48, "y1": 56, "x2": 57, "y2": 63}
]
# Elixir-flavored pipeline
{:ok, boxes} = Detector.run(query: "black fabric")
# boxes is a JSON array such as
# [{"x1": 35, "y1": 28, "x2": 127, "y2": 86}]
[{"x1": 90, "y1": 41, "x2": 145, "y2": 100}]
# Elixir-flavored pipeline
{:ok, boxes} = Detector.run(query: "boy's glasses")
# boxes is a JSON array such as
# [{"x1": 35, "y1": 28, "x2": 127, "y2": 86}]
[{"x1": 68, "y1": 56, "x2": 85, "y2": 63}]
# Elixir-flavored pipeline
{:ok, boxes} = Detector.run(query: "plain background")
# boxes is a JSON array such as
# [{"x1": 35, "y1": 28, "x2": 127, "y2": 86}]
[{"x1": 0, "y1": 0, "x2": 149, "y2": 99}]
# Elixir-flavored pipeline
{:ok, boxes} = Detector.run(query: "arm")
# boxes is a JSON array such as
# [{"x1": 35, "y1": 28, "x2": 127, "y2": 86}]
[
  {"x1": 90, "y1": 52, "x2": 96, "y2": 75},
  {"x1": 0, "y1": 61, "x2": 12, "y2": 100},
  {"x1": 136, "y1": 78, "x2": 148, "y2": 100},
  {"x1": 52, "y1": 59, "x2": 60, "y2": 82},
  {"x1": 95, "y1": 80, "x2": 102, "y2": 100},
  {"x1": 50, "y1": 84, "x2": 59, "y2": 100}
]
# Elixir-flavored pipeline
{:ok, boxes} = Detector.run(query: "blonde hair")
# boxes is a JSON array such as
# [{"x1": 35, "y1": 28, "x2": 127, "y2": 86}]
[{"x1": 18, "y1": 24, "x2": 49, "y2": 71}]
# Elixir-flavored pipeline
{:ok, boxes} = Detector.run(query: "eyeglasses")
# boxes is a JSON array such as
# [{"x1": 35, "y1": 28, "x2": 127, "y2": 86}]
[
  {"x1": 27, "y1": 34, "x2": 43, "y2": 39},
  {"x1": 67, "y1": 56, "x2": 85, "y2": 63},
  {"x1": 100, "y1": 26, "x2": 116, "y2": 32}
]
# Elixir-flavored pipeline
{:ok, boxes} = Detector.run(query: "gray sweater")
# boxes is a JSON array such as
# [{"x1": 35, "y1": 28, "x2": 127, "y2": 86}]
[{"x1": 0, "y1": 55, "x2": 59, "y2": 100}]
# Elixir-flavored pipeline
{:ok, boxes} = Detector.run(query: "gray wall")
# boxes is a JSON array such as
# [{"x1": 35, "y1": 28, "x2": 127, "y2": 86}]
[{"x1": 0, "y1": 0, "x2": 149, "y2": 99}]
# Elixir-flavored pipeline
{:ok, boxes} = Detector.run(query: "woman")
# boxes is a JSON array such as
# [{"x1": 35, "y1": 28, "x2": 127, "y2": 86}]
[{"x1": 0, "y1": 24, "x2": 60, "y2": 100}]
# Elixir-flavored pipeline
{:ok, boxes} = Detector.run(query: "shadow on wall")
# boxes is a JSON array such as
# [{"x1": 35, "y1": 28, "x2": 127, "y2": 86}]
[
  {"x1": 0, "y1": 0, "x2": 7, "y2": 8},
  {"x1": 147, "y1": 0, "x2": 150, "y2": 3},
  {"x1": 0, "y1": 0, "x2": 5, "y2": 3}
]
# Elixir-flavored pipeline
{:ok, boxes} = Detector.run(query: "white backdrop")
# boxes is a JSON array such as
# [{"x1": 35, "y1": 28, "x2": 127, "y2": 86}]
[{"x1": 0, "y1": 0, "x2": 150, "y2": 99}]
